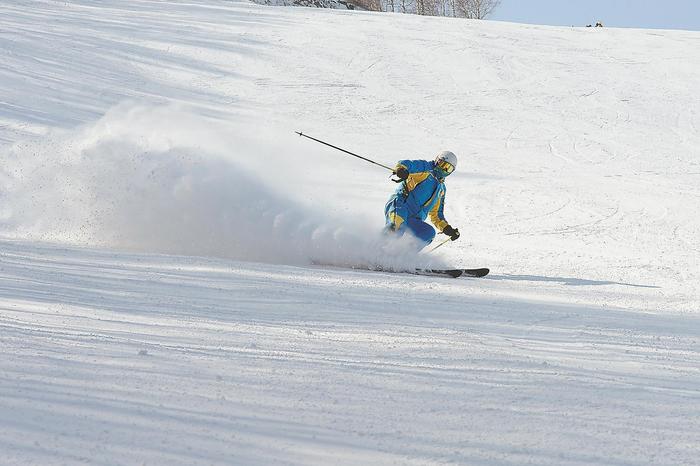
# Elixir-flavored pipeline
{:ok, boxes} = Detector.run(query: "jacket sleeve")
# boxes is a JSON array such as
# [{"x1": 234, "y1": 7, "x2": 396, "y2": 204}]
[
  {"x1": 396, "y1": 159, "x2": 433, "y2": 174},
  {"x1": 429, "y1": 189, "x2": 449, "y2": 231}
]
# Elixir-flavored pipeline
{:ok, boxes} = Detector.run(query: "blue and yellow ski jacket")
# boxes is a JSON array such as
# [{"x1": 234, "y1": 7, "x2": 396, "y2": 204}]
[{"x1": 385, "y1": 159, "x2": 449, "y2": 231}]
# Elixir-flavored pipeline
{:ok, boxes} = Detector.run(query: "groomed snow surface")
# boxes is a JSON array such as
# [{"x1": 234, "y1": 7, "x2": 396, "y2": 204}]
[{"x1": 1, "y1": 1, "x2": 699, "y2": 464}]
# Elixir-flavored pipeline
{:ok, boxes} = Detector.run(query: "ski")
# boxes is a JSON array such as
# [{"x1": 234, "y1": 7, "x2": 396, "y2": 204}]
[
  {"x1": 414, "y1": 268, "x2": 489, "y2": 278},
  {"x1": 413, "y1": 268, "x2": 464, "y2": 278},
  {"x1": 463, "y1": 268, "x2": 490, "y2": 278},
  {"x1": 312, "y1": 261, "x2": 489, "y2": 279}
]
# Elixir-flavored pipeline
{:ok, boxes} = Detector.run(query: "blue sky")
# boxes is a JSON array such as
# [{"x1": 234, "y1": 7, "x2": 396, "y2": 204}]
[{"x1": 490, "y1": 0, "x2": 700, "y2": 31}]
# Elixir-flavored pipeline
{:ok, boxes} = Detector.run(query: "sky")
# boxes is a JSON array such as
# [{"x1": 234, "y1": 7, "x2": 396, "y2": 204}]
[{"x1": 490, "y1": 0, "x2": 700, "y2": 31}]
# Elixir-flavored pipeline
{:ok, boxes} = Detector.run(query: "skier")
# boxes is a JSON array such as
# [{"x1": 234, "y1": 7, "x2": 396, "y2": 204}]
[{"x1": 384, "y1": 151, "x2": 460, "y2": 249}]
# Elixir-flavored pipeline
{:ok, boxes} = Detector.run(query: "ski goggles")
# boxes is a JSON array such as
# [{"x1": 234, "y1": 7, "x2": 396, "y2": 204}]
[{"x1": 436, "y1": 159, "x2": 455, "y2": 175}]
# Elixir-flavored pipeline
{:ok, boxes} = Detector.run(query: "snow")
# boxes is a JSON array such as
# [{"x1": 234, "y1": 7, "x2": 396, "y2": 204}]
[{"x1": 1, "y1": 0, "x2": 699, "y2": 464}]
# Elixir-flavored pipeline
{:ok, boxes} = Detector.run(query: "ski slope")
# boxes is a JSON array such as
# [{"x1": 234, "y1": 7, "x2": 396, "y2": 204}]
[{"x1": 1, "y1": 1, "x2": 699, "y2": 464}]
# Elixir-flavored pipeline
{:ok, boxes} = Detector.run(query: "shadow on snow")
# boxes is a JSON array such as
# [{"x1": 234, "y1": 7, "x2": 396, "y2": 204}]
[{"x1": 488, "y1": 273, "x2": 660, "y2": 289}]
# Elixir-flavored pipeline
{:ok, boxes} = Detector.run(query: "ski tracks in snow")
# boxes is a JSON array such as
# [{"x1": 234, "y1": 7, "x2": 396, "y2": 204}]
[{"x1": 1, "y1": 240, "x2": 700, "y2": 465}]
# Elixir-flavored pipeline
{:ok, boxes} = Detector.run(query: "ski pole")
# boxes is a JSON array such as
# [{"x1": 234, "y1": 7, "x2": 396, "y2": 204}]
[
  {"x1": 429, "y1": 236, "x2": 452, "y2": 252},
  {"x1": 295, "y1": 131, "x2": 394, "y2": 172}
]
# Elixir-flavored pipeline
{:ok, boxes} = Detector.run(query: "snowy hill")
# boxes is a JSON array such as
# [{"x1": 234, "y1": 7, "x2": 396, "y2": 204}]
[{"x1": 1, "y1": 1, "x2": 699, "y2": 464}]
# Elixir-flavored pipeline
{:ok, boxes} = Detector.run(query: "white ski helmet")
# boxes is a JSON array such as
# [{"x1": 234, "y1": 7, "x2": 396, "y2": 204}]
[{"x1": 434, "y1": 150, "x2": 457, "y2": 176}]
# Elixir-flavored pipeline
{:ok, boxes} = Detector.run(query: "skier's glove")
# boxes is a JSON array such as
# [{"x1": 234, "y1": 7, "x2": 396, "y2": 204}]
[
  {"x1": 394, "y1": 166, "x2": 409, "y2": 180},
  {"x1": 443, "y1": 225, "x2": 460, "y2": 241}
]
